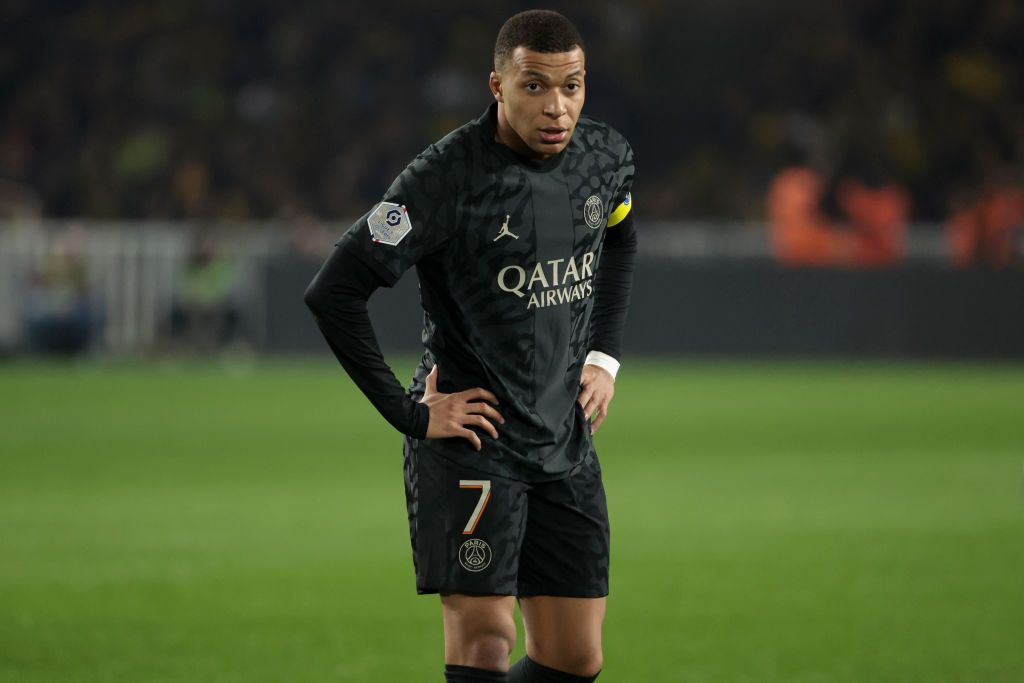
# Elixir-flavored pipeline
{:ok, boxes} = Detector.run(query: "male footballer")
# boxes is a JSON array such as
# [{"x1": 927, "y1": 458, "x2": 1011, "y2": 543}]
[{"x1": 304, "y1": 10, "x2": 637, "y2": 682}]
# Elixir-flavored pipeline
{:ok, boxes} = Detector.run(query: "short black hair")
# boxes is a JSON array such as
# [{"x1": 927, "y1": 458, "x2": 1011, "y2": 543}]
[{"x1": 494, "y1": 10, "x2": 585, "y2": 71}]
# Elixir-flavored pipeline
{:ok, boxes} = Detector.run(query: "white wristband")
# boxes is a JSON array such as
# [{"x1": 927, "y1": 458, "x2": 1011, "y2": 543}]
[{"x1": 584, "y1": 350, "x2": 620, "y2": 381}]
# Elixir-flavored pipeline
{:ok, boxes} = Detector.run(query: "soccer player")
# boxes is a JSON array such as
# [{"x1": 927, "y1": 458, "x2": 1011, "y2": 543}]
[{"x1": 304, "y1": 10, "x2": 637, "y2": 682}]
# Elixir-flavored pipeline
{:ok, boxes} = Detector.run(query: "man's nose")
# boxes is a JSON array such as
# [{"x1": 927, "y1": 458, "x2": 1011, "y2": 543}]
[{"x1": 543, "y1": 93, "x2": 567, "y2": 118}]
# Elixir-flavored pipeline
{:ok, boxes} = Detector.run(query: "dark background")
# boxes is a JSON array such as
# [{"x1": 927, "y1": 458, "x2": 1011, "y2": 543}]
[
  {"x1": 3, "y1": 1, "x2": 1023, "y2": 359},
  {"x1": 3, "y1": 0, "x2": 1021, "y2": 222}
]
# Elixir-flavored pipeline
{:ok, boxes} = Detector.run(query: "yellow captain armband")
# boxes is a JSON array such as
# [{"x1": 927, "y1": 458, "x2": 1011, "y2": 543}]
[{"x1": 607, "y1": 192, "x2": 632, "y2": 227}]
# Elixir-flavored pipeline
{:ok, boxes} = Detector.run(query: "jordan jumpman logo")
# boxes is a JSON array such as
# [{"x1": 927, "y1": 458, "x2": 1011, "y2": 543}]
[{"x1": 493, "y1": 214, "x2": 519, "y2": 241}]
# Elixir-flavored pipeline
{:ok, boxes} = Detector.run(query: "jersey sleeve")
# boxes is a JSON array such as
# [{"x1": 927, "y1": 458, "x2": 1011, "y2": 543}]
[
  {"x1": 334, "y1": 146, "x2": 457, "y2": 287},
  {"x1": 303, "y1": 244, "x2": 431, "y2": 438},
  {"x1": 587, "y1": 136, "x2": 638, "y2": 370},
  {"x1": 607, "y1": 141, "x2": 635, "y2": 228}
]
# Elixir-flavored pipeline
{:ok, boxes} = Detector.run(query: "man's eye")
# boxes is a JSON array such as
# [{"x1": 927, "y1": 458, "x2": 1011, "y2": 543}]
[
  {"x1": 526, "y1": 83, "x2": 540, "y2": 92},
  {"x1": 566, "y1": 83, "x2": 580, "y2": 91}
]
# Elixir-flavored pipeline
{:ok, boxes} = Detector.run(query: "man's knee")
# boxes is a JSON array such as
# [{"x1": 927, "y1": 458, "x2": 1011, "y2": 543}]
[
  {"x1": 532, "y1": 646, "x2": 603, "y2": 678},
  {"x1": 442, "y1": 595, "x2": 517, "y2": 671},
  {"x1": 571, "y1": 650, "x2": 604, "y2": 678},
  {"x1": 519, "y1": 596, "x2": 605, "y2": 677},
  {"x1": 509, "y1": 652, "x2": 603, "y2": 681},
  {"x1": 459, "y1": 628, "x2": 517, "y2": 670}
]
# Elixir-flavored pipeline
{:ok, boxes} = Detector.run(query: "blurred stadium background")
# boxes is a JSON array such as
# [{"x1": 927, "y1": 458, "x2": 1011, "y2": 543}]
[{"x1": 1, "y1": 1, "x2": 1022, "y2": 681}]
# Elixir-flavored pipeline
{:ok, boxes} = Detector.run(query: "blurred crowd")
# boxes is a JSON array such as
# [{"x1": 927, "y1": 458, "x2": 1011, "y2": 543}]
[
  {"x1": 12, "y1": 225, "x2": 245, "y2": 357},
  {"x1": 0, "y1": 1, "x2": 1022, "y2": 267}
]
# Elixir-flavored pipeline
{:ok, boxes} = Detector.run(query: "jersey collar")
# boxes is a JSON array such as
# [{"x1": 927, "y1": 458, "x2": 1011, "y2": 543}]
[{"x1": 478, "y1": 101, "x2": 571, "y2": 172}]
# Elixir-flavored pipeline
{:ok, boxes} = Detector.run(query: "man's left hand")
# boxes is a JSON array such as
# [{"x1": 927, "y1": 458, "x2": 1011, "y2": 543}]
[{"x1": 578, "y1": 364, "x2": 614, "y2": 435}]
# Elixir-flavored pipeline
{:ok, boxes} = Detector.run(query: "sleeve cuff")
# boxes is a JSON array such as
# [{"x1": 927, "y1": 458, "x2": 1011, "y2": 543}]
[{"x1": 584, "y1": 350, "x2": 620, "y2": 381}]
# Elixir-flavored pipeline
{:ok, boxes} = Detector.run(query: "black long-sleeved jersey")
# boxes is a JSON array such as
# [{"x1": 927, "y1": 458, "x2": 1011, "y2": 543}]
[{"x1": 305, "y1": 101, "x2": 637, "y2": 482}]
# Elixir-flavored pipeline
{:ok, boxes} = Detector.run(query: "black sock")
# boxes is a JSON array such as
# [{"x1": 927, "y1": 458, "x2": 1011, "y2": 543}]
[
  {"x1": 507, "y1": 655, "x2": 600, "y2": 682},
  {"x1": 444, "y1": 663, "x2": 508, "y2": 682}
]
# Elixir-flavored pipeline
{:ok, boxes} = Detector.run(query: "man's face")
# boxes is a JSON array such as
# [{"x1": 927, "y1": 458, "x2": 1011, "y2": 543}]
[{"x1": 490, "y1": 46, "x2": 586, "y2": 158}]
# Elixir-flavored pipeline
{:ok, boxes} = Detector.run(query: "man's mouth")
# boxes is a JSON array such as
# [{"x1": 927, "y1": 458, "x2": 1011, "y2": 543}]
[{"x1": 539, "y1": 127, "x2": 568, "y2": 144}]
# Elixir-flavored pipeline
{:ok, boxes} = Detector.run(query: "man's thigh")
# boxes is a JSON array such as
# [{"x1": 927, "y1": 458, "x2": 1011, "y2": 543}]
[
  {"x1": 519, "y1": 596, "x2": 606, "y2": 640},
  {"x1": 403, "y1": 436, "x2": 528, "y2": 595},
  {"x1": 516, "y1": 449, "x2": 610, "y2": 598}
]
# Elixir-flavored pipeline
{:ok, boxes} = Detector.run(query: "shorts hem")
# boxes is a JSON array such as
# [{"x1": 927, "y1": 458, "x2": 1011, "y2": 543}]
[
  {"x1": 416, "y1": 582, "x2": 518, "y2": 597},
  {"x1": 515, "y1": 583, "x2": 609, "y2": 598}
]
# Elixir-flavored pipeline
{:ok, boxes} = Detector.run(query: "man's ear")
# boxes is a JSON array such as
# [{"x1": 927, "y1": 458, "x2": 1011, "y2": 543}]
[{"x1": 488, "y1": 71, "x2": 503, "y2": 103}]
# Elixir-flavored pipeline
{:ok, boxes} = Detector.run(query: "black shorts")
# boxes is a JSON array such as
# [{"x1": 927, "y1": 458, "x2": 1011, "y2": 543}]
[{"x1": 402, "y1": 436, "x2": 610, "y2": 598}]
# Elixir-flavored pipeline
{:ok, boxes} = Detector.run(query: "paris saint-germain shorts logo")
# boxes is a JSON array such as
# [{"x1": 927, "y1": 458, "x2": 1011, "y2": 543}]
[
  {"x1": 458, "y1": 538, "x2": 492, "y2": 572},
  {"x1": 584, "y1": 195, "x2": 604, "y2": 229},
  {"x1": 367, "y1": 201, "x2": 413, "y2": 245}
]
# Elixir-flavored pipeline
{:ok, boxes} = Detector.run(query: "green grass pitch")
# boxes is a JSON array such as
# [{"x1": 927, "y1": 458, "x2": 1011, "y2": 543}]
[{"x1": 1, "y1": 358, "x2": 1022, "y2": 682}]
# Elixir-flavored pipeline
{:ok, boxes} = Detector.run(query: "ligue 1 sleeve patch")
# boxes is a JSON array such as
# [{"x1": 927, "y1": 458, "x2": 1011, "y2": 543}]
[{"x1": 367, "y1": 202, "x2": 413, "y2": 246}]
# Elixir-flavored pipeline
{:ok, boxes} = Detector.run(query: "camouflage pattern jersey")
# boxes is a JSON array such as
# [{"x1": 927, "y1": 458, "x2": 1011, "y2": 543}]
[{"x1": 335, "y1": 100, "x2": 635, "y2": 483}]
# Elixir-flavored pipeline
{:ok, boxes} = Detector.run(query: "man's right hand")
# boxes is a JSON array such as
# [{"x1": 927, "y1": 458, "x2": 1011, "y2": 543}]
[{"x1": 419, "y1": 365, "x2": 504, "y2": 451}]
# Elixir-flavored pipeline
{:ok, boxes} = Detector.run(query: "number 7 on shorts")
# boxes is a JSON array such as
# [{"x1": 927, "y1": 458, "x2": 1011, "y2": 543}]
[{"x1": 459, "y1": 480, "x2": 491, "y2": 535}]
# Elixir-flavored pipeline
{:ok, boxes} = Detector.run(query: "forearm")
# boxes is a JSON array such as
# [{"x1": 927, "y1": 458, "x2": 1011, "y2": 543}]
[
  {"x1": 304, "y1": 244, "x2": 430, "y2": 438},
  {"x1": 588, "y1": 213, "x2": 638, "y2": 375}
]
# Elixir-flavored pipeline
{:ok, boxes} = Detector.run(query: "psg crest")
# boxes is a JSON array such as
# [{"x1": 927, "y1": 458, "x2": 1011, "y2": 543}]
[
  {"x1": 458, "y1": 538, "x2": 492, "y2": 572},
  {"x1": 584, "y1": 195, "x2": 604, "y2": 229},
  {"x1": 367, "y1": 201, "x2": 413, "y2": 245}
]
